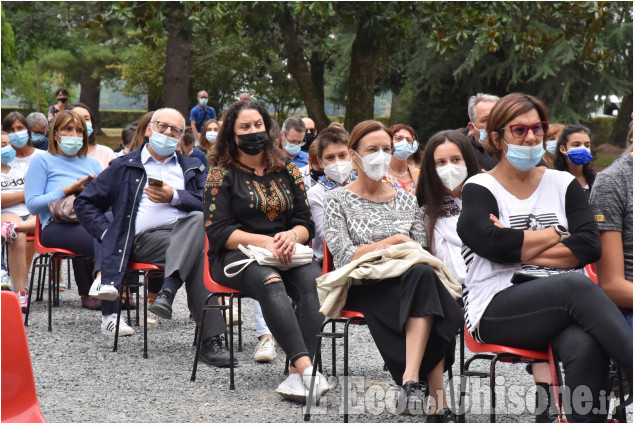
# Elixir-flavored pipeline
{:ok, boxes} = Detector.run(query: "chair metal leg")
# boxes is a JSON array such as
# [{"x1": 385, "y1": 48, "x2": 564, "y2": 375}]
[
  {"x1": 489, "y1": 354, "x2": 501, "y2": 423},
  {"x1": 228, "y1": 295, "x2": 235, "y2": 390},
  {"x1": 237, "y1": 296, "x2": 242, "y2": 352},
  {"x1": 113, "y1": 284, "x2": 124, "y2": 353},
  {"x1": 305, "y1": 335, "x2": 323, "y2": 422},
  {"x1": 143, "y1": 275, "x2": 148, "y2": 359},
  {"x1": 331, "y1": 321, "x2": 337, "y2": 377},
  {"x1": 47, "y1": 255, "x2": 56, "y2": 332},
  {"x1": 191, "y1": 293, "x2": 214, "y2": 382}
]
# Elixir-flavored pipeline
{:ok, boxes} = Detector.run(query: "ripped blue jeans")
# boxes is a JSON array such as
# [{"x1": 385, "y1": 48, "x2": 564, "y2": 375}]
[{"x1": 211, "y1": 249, "x2": 324, "y2": 366}]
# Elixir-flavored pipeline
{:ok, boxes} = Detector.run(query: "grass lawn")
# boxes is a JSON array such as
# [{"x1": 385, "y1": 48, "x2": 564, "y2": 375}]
[{"x1": 96, "y1": 128, "x2": 124, "y2": 151}]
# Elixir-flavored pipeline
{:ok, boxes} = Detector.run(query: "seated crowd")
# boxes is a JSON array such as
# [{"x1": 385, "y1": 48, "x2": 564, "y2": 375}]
[{"x1": 0, "y1": 88, "x2": 632, "y2": 423}]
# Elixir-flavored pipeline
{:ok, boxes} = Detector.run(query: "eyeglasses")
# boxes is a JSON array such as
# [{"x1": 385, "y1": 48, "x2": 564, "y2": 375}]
[
  {"x1": 152, "y1": 121, "x2": 184, "y2": 138},
  {"x1": 503, "y1": 121, "x2": 549, "y2": 139},
  {"x1": 394, "y1": 135, "x2": 415, "y2": 144},
  {"x1": 358, "y1": 145, "x2": 394, "y2": 154},
  {"x1": 284, "y1": 134, "x2": 305, "y2": 146}
]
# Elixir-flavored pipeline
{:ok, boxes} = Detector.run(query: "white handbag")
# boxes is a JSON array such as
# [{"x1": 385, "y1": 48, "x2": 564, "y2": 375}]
[{"x1": 224, "y1": 243, "x2": 314, "y2": 277}]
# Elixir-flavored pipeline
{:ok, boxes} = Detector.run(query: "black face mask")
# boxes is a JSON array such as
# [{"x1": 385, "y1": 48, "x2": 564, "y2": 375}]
[
  {"x1": 310, "y1": 168, "x2": 324, "y2": 181},
  {"x1": 237, "y1": 131, "x2": 269, "y2": 155},
  {"x1": 59, "y1": 97, "x2": 68, "y2": 103}
]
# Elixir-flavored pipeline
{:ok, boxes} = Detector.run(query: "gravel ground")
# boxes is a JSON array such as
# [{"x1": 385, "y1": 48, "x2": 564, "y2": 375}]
[{"x1": 23, "y1": 265, "x2": 632, "y2": 423}]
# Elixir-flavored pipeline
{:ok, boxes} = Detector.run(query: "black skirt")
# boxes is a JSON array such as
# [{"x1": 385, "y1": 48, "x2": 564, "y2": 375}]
[{"x1": 344, "y1": 263, "x2": 464, "y2": 386}]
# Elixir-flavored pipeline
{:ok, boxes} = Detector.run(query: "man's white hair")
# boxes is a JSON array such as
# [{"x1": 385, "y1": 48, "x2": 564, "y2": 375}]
[
  {"x1": 468, "y1": 93, "x2": 500, "y2": 122},
  {"x1": 150, "y1": 108, "x2": 186, "y2": 130}
]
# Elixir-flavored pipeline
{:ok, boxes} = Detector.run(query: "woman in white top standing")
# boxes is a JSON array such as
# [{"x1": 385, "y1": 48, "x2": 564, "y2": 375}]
[
  {"x1": 457, "y1": 93, "x2": 631, "y2": 422},
  {"x1": 68, "y1": 103, "x2": 116, "y2": 170},
  {"x1": 415, "y1": 130, "x2": 480, "y2": 285},
  {"x1": 1, "y1": 113, "x2": 44, "y2": 309}
]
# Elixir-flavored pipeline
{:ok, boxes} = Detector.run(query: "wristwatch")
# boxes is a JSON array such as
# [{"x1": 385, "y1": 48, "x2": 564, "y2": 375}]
[{"x1": 553, "y1": 224, "x2": 569, "y2": 242}]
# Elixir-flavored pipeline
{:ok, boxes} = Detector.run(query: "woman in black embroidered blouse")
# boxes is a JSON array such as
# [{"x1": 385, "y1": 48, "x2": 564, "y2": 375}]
[{"x1": 203, "y1": 101, "x2": 328, "y2": 403}]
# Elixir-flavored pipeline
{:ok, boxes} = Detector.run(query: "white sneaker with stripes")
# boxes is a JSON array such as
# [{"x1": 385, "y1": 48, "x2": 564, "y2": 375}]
[{"x1": 101, "y1": 313, "x2": 134, "y2": 337}]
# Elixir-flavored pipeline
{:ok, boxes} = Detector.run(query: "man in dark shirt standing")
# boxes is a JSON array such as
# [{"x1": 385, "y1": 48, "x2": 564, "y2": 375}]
[
  {"x1": 189, "y1": 90, "x2": 217, "y2": 139},
  {"x1": 467, "y1": 93, "x2": 500, "y2": 171}
]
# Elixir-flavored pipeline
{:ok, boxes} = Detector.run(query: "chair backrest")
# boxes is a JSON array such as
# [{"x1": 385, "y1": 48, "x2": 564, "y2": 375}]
[
  {"x1": 1, "y1": 292, "x2": 45, "y2": 423},
  {"x1": 33, "y1": 215, "x2": 76, "y2": 256},
  {"x1": 203, "y1": 236, "x2": 241, "y2": 295},
  {"x1": 463, "y1": 324, "x2": 549, "y2": 361},
  {"x1": 584, "y1": 263, "x2": 598, "y2": 284},
  {"x1": 322, "y1": 238, "x2": 334, "y2": 274}
]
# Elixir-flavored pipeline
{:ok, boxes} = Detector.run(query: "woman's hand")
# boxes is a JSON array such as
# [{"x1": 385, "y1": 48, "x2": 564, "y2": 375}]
[
  {"x1": 489, "y1": 214, "x2": 504, "y2": 228},
  {"x1": 271, "y1": 230, "x2": 297, "y2": 264},
  {"x1": 64, "y1": 175, "x2": 95, "y2": 195}
]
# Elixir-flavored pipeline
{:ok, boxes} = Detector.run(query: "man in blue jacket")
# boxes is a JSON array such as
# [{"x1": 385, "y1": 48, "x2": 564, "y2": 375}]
[{"x1": 75, "y1": 107, "x2": 233, "y2": 367}]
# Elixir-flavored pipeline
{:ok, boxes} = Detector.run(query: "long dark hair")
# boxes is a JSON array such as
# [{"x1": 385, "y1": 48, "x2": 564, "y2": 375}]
[
  {"x1": 209, "y1": 101, "x2": 284, "y2": 172},
  {"x1": 553, "y1": 124, "x2": 596, "y2": 188},
  {"x1": 416, "y1": 129, "x2": 480, "y2": 249}
]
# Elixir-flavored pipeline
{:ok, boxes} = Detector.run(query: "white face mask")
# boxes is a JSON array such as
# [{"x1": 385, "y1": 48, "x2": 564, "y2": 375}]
[
  {"x1": 436, "y1": 163, "x2": 468, "y2": 191},
  {"x1": 322, "y1": 160, "x2": 352, "y2": 184},
  {"x1": 354, "y1": 150, "x2": 391, "y2": 181},
  {"x1": 205, "y1": 131, "x2": 218, "y2": 143}
]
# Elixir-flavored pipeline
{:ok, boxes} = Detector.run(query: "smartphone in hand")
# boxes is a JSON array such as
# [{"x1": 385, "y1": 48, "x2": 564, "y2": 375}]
[
  {"x1": 147, "y1": 177, "x2": 164, "y2": 187},
  {"x1": 79, "y1": 176, "x2": 94, "y2": 186}
]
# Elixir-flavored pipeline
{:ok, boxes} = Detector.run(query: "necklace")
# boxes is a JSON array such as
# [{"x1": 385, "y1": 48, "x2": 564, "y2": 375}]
[{"x1": 389, "y1": 167, "x2": 408, "y2": 178}]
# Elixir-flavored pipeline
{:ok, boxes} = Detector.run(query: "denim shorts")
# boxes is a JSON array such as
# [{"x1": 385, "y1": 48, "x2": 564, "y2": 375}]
[{"x1": 1, "y1": 212, "x2": 31, "y2": 221}]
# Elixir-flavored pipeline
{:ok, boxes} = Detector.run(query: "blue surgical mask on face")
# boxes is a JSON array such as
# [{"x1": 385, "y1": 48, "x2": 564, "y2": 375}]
[
  {"x1": 566, "y1": 147, "x2": 593, "y2": 165},
  {"x1": 1, "y1": 145, "x2": 16, "y2": 164},
  {"x1": 58, "y1": 136, "x2": 84, "y2": 156},
  {"x1": 479, "y1": 129, "x2": 487, "y2": 142},
  {"x1": 8, "y1": 130, "x2": 29, "y2": 148},
  {"x1": 31, "y1": 133, "x2": 46, "y2": 144},
  {"x1": 545, "y1": 139, "x2": 558, "y2": 155},
  {"x1": 86, "y1": 122, "x2": 93, "y2": 137},
  {"x1": 149, "y1": 131, "x2": 179, "y2": 156},
  {"x1": 503, "y1": 139, "x2": 545, "y2": 171},
  {"x1": 393, "y1": 140, "x2": 416, "y2": 160},
  {"x1": 199, "y1": 98, "x2": 208, "y2": 107},
  {"x1": 285, "y1": 142, "x2": 301, "y2": 157}
]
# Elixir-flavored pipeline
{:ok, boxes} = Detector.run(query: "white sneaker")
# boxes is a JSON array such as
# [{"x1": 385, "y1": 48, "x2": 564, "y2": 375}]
[
  {"x1": 302, "y1": 366, "x2": 331, "y2": 404},
  {"x1": 141, "y1": 310, "x2": 159, "y2": 330},
  {"x1": 101, "y1": 313, "x2": 134, "y2": 337},
  {"x1": 253, "y1": 336, "x2": 276, "y2": 362},
  {"x1": 276, "y1": 373, "x2": 307, "y2": 403},
  {"x1": 89, "y1": 276, "x2": 119, "y2": 301},
  {"x1": 225, "y1": 303, "x2": 242, "y2": 326},
  {"x1": 1, "y1": 270, "x2": 13, "y2": 291}
]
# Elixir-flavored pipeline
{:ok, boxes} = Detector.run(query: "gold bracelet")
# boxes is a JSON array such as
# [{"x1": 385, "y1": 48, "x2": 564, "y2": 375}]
[{"x1": 290, "y1": 229, "x2": 299, "y2": 241}]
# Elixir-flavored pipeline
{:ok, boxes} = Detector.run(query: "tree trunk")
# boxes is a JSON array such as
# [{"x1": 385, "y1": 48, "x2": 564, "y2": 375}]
[
  {"x1": 147, "y1": 91, "x2": 162, "y2": 112},
  {"x1": 310, "y1": 51, "x2": 325, "y2": 108},
  {"x1": 612, "y1": 93, "x2": 633, "y2": 147},
  {"x1": 79, "y1": 72, "x2": 102, "y2": 135},
  {"x1": 162, "y1": 24, "x2": 192, "y2": 120},
  {"x1": 344, "y1": 21, "x2": 380, "y2": 131},
  {"x1": 275, "y1": 7, "x2": 330, "y2": 131}
]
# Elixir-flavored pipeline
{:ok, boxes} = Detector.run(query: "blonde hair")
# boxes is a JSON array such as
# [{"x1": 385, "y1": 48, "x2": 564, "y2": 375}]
[{"x1": 48, "y1": 110, "x2": 89, "y2": 157}]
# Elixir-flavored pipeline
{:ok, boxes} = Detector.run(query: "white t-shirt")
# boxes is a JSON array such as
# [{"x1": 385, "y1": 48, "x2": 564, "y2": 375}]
[
  {"x1": 1, "y1": 149, "x2": 45, "y2": 216},
  {"x1": 428, "y1": 196, "x2": 466, "y2": 285}
]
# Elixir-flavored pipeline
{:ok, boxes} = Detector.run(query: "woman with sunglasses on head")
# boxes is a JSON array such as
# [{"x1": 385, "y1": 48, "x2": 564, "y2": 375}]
[
  {"x1": 323, "y1": 120, "x2": 463, "y2": 421},
  {"x1": 24, "y1": 110, "x2": 102, "y2": 310},
  {"x1": 457, "y1": 93, "x2": 632, "y2": 422},
  {"x1": 553, "y1": 124, "x2": 596, "y2": 195},
  {"x1": 384, "y1": 124, "x2": 421, "y2": 194}
]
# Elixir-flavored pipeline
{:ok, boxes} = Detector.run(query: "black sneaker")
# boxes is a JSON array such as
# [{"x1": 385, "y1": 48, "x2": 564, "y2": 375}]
[
  {"x1": 148, "y1": 288, "x2": 175, "y2": 320},
  {"x1": 199, "y1": 335, "x2": 237, "y2": 368},
  {"x1": 426, "y1": 407, "x2": 457, "y2": 423},
  {"x1": 401, "y1": 380, "x2": 424, "y2": 415}
]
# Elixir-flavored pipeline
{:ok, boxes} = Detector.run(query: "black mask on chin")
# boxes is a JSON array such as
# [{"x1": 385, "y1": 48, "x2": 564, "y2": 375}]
[
  {"x1": 310, "y1": 168, "x2": 324, "y2": 181},
  {"x1": 59, "y1": 97, "x2": 68, "y2": 103},
  {"x1": 237, "y1": 131, "x2": 269, "y2": 155}
]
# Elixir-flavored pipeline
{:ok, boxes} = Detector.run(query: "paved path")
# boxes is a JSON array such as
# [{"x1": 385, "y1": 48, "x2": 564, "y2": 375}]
[{"x1": 24, "y1": 269, "x2": 631, "y2": 423}]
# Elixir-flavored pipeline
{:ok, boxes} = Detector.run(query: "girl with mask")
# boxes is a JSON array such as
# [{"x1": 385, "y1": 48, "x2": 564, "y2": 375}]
[
  {"x1": 458, "y1": 93, "x2": 631, "y2": 422},
  {"x1": 1, "y1": 113, "x2": 44, "y2": 310},
  {"x1": 306, "y1": 127, "x2": 356, "y2": 264},
  {"x1": 47, "y1": 88, "x2": 69, "y2": 123},
  {"x1": 415, "y1": 130, "x2": 479, "y2": 285},
  {"x1": 323, "y1": 120, "x2": 463, "y2": 421},
  {"x1": 553, "y1": 124, "x2": 596, "y2": 194},
  {"x1": 198, "y1": 119, "x2": 220, "y2": 154},
  {"x1": 541, "y1": 123, "x2": 564, "y2": 169},
  {"x1": 25, "y1": 110, "x2": 102, "y2": 311},
  {"x1": 68, "y1": 103, "x2": 116, "y2": 170},
  {"x1": 204, "y1": 100, "x2": 329, "y2": 403},
  {"x1": 384, "y1": 124, "x2": 421, "y2": 194}
]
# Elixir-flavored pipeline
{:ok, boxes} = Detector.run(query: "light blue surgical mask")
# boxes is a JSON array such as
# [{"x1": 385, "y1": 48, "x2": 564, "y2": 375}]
[
  {"x1": 478, "y1": 129, "x2": 487, "y2": 142},
  {"x1": 503, "y1": 139, "x2": 545, "y2": 171},
  {"x1": 149, "y1": 131, "x2": 179, "y2": 156},
  {"x1": 31, "y1": 133, "x2": 46, "y2": 144},
  {"x1": 1, "y1": 145, "x2": 16, "y2": 164},
  {"x1": 86, "y1": 122, "x2": 93, "y2": 137},
  {"x1": 199, "y1": 98, "x2": 208, "y2": 107},
  {"x1": 58, "y1": 136, "x2": 84, "y2": 156},
  {"x1": 545, "y1": 139, "x2": 558, "y2": 155},
  {"x1": 285, "y1": 142, "x2": 301, "y2": 157},
  {"x1": 393, "y1": 140, "x2": 416, "y2": 160},
  {"x1": 8, "y1": 130, "x2": 29, "y2": 148}
]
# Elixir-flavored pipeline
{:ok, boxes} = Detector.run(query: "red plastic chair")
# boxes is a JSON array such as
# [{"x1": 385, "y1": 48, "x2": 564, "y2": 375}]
[
  {"x1": 584, "y1": 263, "x2": 598, "y2": 284},
  {"x1": 113, "y1": 262, "x2": 163, "y2": 359},
  {"x1": 459, "y1": 325, "x2": 565, "y2": 422},
  {"x1": 1, "y1": 291, "x2": 45, "y2": 423},
  {"x1": 27, "y1": 216, "x2": 85, "y2": 331},
  {"x1": 190, "y1": 237, "x2": 245, "y2": 390}
]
